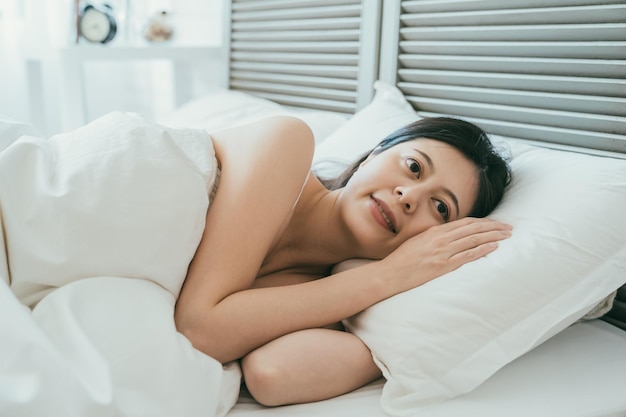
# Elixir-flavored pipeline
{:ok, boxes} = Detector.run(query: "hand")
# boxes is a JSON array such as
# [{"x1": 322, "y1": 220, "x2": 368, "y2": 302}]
[{"x1": 380, "y1": 217, "x2": 512, "y2": 294}]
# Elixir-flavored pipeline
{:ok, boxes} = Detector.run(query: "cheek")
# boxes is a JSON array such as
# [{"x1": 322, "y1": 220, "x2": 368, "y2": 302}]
[
  {"x1": 401, "y1": 211, "x2": 438, "y2": 241},
  {"x1": 343, "y1": 165, "x2": 378, "y2": 192}
]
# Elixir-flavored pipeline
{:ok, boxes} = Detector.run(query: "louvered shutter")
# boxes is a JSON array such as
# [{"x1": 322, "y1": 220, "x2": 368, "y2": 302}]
[
  {"x1": 380, "y1": 0, "x2": 626, "y2": 154},
  {"x1": 225, "y1": 0, "x2": 381, "y2": 114}
]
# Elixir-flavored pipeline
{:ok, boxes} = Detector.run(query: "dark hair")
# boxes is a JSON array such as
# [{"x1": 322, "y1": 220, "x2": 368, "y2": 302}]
[{"x1": 318, "y1": 117, "x2": 512, "y2": 218}]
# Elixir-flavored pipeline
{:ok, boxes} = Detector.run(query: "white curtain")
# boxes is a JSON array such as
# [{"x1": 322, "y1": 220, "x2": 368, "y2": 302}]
[
  {"x1": 0, "y1": 0, "x2": 223, "y2": 136},
  {"x1": 0, "y1": 0, "x2": 30, "y2": 129}
]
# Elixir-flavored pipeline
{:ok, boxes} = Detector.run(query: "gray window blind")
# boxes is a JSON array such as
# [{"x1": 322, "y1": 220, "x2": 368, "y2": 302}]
[
  {"x1": 225, "y1": 0, "x2": 381, "y2": 114},
  {"x1": 379, "y1": 0, "x2": 626, "y2": 154}
]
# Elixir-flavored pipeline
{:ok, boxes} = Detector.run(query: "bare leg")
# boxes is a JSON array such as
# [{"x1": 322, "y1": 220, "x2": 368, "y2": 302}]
[{"x1": 241, "y1": 328, "x2": 382, "y2": 406}]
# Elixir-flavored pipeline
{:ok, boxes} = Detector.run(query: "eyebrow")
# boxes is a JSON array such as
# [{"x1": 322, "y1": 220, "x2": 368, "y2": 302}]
[{"x1": 414, "y1": 149, "x2": 461, "y2": 219}]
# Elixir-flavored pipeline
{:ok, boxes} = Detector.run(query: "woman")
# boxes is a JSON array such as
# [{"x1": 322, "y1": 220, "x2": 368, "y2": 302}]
[{"x1": 175, "y1": 115, "x2": 512, "y2": 406}]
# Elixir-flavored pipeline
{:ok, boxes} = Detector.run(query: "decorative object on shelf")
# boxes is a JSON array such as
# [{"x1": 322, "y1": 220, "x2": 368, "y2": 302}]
[
  {"x1": 78, "y1": 3, "x2": 118, "y2": 44},
  {"x1": 144, "y1": 10, "x2": 174, "y2": 43}
]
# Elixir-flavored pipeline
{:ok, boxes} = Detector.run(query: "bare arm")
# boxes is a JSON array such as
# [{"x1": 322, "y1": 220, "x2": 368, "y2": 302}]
[
  {"x1": 180, "y1": 252, "x2": 394, "y2": 363},
  {"x1": 242, "y1": 272, "x2": 381, "y2": 406}
]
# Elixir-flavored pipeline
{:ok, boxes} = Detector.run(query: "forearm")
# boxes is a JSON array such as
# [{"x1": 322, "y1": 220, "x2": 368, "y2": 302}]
[
  {"x1": 177, "y1": 217, "x2": 512, "y2": 363},
  {"x1": 176, "y1": 261, "x2": 393, "y2": 363}
]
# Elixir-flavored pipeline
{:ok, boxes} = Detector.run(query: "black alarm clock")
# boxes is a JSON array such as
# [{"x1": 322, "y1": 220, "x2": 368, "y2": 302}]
[{"x1": 79, "y1": 3, "x2": 117, "y2": 44}]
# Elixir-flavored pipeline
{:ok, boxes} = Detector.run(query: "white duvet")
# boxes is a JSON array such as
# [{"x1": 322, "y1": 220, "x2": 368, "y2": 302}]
[{"x1": 0, "y1": 112, "x2": 241, "y2": 417}]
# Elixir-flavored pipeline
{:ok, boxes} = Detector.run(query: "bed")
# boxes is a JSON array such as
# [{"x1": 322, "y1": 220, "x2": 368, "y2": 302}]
[{"x1": 1, "y1": 0, "x2": 625, "y2": 416}]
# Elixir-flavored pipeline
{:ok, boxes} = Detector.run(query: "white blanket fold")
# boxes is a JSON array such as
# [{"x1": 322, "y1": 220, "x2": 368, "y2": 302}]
[{"x1": 0, "y1": 113, "x2": 240, "y2": 417}]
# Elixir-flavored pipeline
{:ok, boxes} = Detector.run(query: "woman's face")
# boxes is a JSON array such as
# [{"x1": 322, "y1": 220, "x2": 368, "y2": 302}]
[{"x1": 339, "y1": 138, "x2": 479, "y2": 258}]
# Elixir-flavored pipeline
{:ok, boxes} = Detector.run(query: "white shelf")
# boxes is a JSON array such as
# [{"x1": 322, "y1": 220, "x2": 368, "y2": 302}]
[
  {"x1": 56, "y1": 43, "x2": 224, "y2": 131},
  {"x1": 59, "y1": 43, "x2": 222, "y2": 61}
]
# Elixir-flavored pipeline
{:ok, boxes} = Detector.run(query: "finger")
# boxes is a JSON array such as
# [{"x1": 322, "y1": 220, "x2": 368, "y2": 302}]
[
  {"x1": 455, "y1": 217, "x2": 512, "y2": 231},
  {"x1": 449, "y1": 240, "x2": 500, "y2": 267},
  {"x1": 429, "y1": 218, "x2": 511, "y2": 245},
  {"x1": 436, "y1": 217, "x2": 511, "y2": 236},
  {"x1": 453, "y1": 228, "x2": 511, "y2": 251},
  {"x1": 435, "y1": 229, "x2": 510, "y2": 267}
]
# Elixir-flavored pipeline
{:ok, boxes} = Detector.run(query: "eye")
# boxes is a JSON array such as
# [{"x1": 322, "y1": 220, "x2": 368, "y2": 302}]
[
  {"x1": 435, "y1": 200, "x2": 450, "y2": 222},
  {"x1": 406, "y1": 158, "x2": 421, "y2": 176}
]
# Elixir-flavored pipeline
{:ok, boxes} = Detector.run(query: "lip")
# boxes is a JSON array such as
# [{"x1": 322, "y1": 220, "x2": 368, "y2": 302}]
[{"x1": 369, "y1": 196, "x2": 397, "y2": 234}]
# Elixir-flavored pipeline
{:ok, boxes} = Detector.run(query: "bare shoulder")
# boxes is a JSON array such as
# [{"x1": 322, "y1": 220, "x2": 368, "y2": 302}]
[
  {"x1": 211, "y1": 116, "x2": 315, "y2": 168},
  {"x1": 211, "y1": 116, "x2": 315, "y2": 216}
]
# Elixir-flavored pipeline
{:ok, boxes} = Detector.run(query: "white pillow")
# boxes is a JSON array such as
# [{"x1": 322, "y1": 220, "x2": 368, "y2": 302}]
[
  {"x1": 158, "y1": 88, "x2": 284, "y2": 131},
  {"x1": 312, "y1": 81, "x2": 419, "y2": 179},
  {"x1": 160, "y1": 88, "x2": 348, "y2": 145},
  {"x1": 343, "y1": 140, "x2": 626, "y2": 416}
]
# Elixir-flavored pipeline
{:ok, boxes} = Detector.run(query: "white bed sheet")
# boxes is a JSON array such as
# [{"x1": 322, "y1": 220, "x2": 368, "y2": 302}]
[{"x1": 227, "y1": 320, "x2": 626, "y2": 417}]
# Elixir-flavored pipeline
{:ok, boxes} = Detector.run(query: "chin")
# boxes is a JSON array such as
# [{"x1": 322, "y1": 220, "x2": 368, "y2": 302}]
[{"x1": 345, "y1": 211, "x2": 397, "y2": 258}]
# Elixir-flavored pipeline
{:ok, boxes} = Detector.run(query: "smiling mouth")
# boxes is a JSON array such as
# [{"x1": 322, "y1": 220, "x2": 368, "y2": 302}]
[{"x1": 374, "y1": 199, "x2": 397, "y2": 234}]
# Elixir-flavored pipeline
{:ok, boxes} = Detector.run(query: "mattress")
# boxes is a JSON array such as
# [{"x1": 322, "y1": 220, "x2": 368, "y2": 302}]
[{"x1": 228, "y1": 320, "x2": 626, "y2": 417}]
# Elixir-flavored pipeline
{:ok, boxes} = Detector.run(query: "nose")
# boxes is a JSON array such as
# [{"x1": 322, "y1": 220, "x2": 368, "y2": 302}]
[{"x1": 395, "y1": 185, "x2": 421, "y2": 214}]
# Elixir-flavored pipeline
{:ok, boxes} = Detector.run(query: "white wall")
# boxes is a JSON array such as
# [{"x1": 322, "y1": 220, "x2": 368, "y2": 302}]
[
  {"x1": 0, "y1": 0, "x2": 30, "y2": 127},
  {"x1": 0, "y1": 0, "x2": 225, "y2": 136}
]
